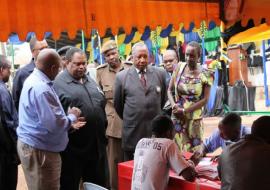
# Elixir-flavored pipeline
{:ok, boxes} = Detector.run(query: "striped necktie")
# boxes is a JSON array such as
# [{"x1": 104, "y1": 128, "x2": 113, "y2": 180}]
[{"x1": 140, "y1": 71, "x2": 146, "y2": 88}]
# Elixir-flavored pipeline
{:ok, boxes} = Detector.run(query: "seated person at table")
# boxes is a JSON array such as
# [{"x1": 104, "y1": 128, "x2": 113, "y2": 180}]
[
  {"x1": 131, "y1": 115, "x2": 197, "y2": 190},
  {"x1": 191, "y1": 113, "x2": 250, "y2": 164},
  {"x1": 218, "y1": 116, "x2": 270, "y2": 190}
]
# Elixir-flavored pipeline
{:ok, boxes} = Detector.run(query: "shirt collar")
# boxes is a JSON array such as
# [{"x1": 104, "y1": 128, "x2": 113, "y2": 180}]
[
  {"x1": 33, "y1": 68, "x2": 53, "y2": 86},
  {"x1": 135, "y1": 67, "x2": 147, "y2": 74},
  {"x1": 63, "y1": 69, "x2": 88, "y2": 84},
  {"x1": 108, "y1": 61, "x2": 125, "y2": 72}
]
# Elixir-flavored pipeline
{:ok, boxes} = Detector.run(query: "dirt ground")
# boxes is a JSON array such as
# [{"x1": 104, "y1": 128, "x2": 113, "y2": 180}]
[{"x1": 16, "y1": 115, "x2": 260, "y2": 190}]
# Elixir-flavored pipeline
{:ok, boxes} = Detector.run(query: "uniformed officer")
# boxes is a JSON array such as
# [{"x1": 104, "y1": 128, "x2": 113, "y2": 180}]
[{"x1": 96, "y1": 40, "x2": 132, "y2": 190}]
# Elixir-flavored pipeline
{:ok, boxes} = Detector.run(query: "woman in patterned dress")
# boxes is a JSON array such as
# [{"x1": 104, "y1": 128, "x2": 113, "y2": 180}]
[{"x1": 167, "y1": 41, "x2": 214, "y2": 152}]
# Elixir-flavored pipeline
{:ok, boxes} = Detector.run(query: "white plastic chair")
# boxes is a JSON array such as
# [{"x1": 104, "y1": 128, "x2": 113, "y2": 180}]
[{"x1": 83, "y1": 182, "x2": 108, "y2": 190}]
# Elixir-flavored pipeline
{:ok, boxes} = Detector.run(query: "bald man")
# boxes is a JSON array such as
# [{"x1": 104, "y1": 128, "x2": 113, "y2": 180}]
[
  {"x1": 162, "y1": 49, "x2": 179, "y2": 87},
  {"x1": 17, "y1": 49, "x2": 85, "y2": 190}
]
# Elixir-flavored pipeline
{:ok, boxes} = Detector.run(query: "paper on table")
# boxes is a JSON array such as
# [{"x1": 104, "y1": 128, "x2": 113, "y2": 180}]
[{"x1": 198, "y1": 157, "x2": 212, "y2": 166}]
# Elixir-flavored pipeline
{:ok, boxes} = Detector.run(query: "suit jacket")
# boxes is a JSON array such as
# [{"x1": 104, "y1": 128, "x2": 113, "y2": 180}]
[
  {"x1": 114, "y1": 65, "x2": 167, "y2": 151},
  {"x1": 12, "y1": 59, "x2": 35, "y2": 110}
]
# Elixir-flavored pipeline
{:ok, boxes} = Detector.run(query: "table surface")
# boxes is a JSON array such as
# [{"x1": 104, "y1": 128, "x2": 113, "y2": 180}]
[{"x1": 118, "y1": 160, "x2": 221, "y2": 190}]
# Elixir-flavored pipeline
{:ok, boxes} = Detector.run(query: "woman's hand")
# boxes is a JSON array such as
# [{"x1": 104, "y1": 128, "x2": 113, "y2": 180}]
[{"x1": 172, "y1": 104, "x2": 185, "y2": 119}]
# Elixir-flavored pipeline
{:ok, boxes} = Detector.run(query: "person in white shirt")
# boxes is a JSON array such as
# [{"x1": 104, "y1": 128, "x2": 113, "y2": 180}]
[{"x1": 132, "y1": 114, "x2": 197, "y2": 190}]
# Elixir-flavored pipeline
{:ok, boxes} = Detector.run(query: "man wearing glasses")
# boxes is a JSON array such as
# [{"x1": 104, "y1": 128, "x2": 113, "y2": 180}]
[
  {"x1": 53, "y1": 47, "x2": 108, "y2": 189},
  {"x1": 12, "y1": 36, "x2": 48, "y2": 110}
]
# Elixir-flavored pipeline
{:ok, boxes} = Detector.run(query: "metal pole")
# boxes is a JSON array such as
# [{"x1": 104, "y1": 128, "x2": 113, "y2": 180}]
[
  {"x1": 81, "y1": 30, "x2": 85, "y2": 52},
  {"x1": 202, "y1": 36, "x2": 205, "y2": 64},
  {"x1": 97, "y1": 30, "x2": 103, "y2": 64},
  {"x1": 262, "y1": 40, "x2": 270, "y2": 106}
]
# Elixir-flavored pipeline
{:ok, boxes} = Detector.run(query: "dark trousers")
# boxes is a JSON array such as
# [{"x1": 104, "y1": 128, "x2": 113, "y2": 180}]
[
  {"x1": 60, "y1": 150, "x2": 108, "y2": 190},
  {"x1": 123, "y1": 150, "x2": 134, "y2": 161},
  {"x1": 0, "y1": 153, "x2": 18, "y2": 190}
]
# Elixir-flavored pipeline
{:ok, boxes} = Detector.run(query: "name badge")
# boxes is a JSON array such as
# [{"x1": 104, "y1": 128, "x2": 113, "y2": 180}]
[{"x1": 156, "y1": 86, "x2": 161, "y2": 93}]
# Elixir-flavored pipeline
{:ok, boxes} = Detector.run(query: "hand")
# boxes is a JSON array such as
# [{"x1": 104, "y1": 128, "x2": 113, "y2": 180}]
[
  {"x1": 210, "y1": 155, "x2": 220, "y2": 162},
  {"x1": 172, "y1": 104, "x2": 185, "y2": 118},
  {"x1": 71, "y1": 117, "x2": 86, "y2": 130},
  {"x1": 190, "y1": 151, "x2": 203, "y2": 166},
  {"x1": 181, "y1": 166, "x2": 197, "y2": 182},
  {"x1": 68, "y1": 107, "x2": 81, "y2": 118}
]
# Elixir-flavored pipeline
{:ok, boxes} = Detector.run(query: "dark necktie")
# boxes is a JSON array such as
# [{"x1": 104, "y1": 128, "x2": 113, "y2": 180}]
[{"x1": 140, "y1": 71, "x2": 146, "y2": 88}]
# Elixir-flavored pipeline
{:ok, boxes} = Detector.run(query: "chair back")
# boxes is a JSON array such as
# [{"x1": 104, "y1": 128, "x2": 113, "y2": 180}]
[{"x1": 83, "y1": 182, "x2": 108, "y2": 190}]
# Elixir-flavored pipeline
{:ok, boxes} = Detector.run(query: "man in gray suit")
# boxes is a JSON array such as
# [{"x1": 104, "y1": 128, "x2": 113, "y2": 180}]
[{"x1": 114, "y1": 42, "x2": 167, "y2": 161}]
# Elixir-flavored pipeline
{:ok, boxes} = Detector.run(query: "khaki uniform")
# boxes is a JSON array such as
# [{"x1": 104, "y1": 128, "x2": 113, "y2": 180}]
[
  {"x1": 96, "y1": 60, "x2": 132, "y2": 190},
  {"x1": 97, "y1": 61, "x2": 132, "y2": 138}
]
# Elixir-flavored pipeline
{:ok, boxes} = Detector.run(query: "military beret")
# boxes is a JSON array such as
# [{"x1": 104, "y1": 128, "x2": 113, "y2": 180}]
[
  {"x1": 57, "y1": 45, "x2": 73, "y2": 56},
  {"x1": 101, "y1": 40, "x2": 117, "y2": 54}
]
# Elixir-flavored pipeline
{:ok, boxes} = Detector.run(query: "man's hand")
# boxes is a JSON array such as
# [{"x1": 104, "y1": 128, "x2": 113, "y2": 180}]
[
  {"x1": 68, "y1": 107, "x2": 81, "y2": 118},
  {"x1": 71, "y1": 117, "x2": 86, "y2": 130},
  {"x1": 210, "y1": 155, "x2": 220, "y2": 162},
  {"x1": 190, "y1": 151, "x2": 203, "y2": 166},
  {"x1": 181, "y1": 166, "x2": 197, "y2": 182}
]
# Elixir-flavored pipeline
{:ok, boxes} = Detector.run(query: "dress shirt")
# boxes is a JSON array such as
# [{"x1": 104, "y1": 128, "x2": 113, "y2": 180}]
[
  {"x1": 135, "y1": 68, "x2": 147, "y2": 80},
  {"x1": 17, "y1": 68, "x2": 76, "y2": 152}
]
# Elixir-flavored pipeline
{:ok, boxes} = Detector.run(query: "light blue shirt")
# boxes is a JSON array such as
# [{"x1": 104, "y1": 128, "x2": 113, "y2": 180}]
[
  {"x1": 17, "y1": 68, "x2": 76, "y2": 152},
  {"x1": 204, "y1": 125, "x2": 251, "y2": 153}
]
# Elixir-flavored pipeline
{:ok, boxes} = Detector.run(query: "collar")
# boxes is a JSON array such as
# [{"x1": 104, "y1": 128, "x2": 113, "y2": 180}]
[
  {"x1": 108, "y1": 61, "x2": 124, "y2": 72},
  {"x1": 33, "y1": 68, "x2": 53, "y2": 86},
  {"x1": 62, "y1": 69, "x2": 88, "y2": 84},
  {"x1": 135, "y1": 67, "x2": 147, "y2": 74}
]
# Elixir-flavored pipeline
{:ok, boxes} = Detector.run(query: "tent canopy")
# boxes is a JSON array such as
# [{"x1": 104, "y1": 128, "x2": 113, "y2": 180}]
[
  {"x1": 228, "y1": 24, "x2": 270, "y2": 45},
  {"x1": 2, "y1": 0, "x2": 270, "y2": 42},
  {"x1": 0, "y1": 0, "x2": 220, "y2": 41}
]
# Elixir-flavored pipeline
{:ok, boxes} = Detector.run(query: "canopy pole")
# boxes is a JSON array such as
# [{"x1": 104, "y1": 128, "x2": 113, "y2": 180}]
[
  {"x1": 81, "y1": 30, "x2": 85, "y2": 52},
  {"x1": 11, "y1": 43, "x2": 15, "y2": 73},
  {"x1": 202, "y1": 37, "x2": 205, "y2": 64},
  {"x1": 262, "y1": 40, "x2": 270, "y2": 106},
  {"x1": 97, "y1": 31, "x2": 103, "y2": 65}
]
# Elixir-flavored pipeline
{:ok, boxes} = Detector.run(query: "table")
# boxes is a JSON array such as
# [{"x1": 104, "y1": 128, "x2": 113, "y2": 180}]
[{"x1": 118, "y1": 161, "x2": 221, "y2": 190}]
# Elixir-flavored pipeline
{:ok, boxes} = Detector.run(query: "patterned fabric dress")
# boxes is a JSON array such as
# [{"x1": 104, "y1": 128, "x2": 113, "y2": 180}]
[{"x1": 171, "y1": 62, "x2": 213, "y2": 152}]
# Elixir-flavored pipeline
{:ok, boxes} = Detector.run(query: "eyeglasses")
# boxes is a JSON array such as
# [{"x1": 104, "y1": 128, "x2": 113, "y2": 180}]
[
  {"x1": 163, "y1": 59, "x2": 176, "y2": 64},
  {"x1": 71, "y1": 61, "x2": 87, "y2": 66}
]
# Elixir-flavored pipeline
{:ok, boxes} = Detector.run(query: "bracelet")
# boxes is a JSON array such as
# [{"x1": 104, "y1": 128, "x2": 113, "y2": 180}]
[{"x1": 182, "y1": 108, "x2": 186, "y2": 115}]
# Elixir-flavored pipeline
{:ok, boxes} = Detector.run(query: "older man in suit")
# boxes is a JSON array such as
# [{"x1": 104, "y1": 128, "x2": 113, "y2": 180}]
[{"x1": 114, "y1": 42, "x2": 167, "y2": 161}]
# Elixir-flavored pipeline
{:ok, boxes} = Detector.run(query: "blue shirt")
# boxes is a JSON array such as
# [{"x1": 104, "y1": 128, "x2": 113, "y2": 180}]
[
  {"x1": 204, "y1": 125, "x2": 251, "y2": 153},
  {"x1": 0, "y1": 80, "x2": 18, "y2": 140},
  {"x1": 16, "y1": 68, "x2": 76, "y2": 152}
]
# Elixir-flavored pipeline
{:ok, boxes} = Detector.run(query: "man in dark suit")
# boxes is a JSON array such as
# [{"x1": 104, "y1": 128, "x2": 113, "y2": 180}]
[
  {"x1": 114, "y1": 42, "x2": 167, "y2": 161},
  {"x1": 12, "y1": 36, "x2": 48, "y2": 109}
]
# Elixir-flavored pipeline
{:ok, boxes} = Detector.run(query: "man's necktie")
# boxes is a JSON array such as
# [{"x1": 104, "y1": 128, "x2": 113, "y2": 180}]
[{"x1": 140, "y1": 71, "x2": 146, "y2": 88}]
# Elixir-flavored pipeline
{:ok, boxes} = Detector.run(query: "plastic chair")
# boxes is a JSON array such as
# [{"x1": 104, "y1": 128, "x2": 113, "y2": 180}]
[{"x1": 83, "y1": 182, "x2": 108, "y2": 190}]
